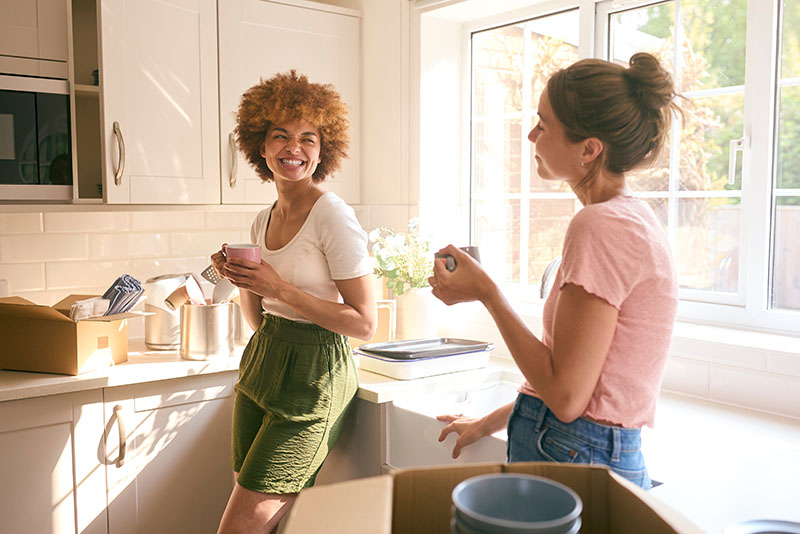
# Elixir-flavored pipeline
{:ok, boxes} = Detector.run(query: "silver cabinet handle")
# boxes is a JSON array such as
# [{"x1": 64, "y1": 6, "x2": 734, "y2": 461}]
[
  {"x1": 113, "y1": 404, "x2": 127, "y2": 468},
  {"x1": 113, "y1": 121, "x2": 126, "y2": 186},
  {"x1": 229, "y1": 132, "x2": 238, "y2": 188}
]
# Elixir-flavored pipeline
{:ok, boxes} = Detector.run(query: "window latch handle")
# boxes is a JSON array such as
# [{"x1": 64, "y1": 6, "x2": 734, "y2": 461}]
[{"x1": 728, "y1": 137, "x2": 744, "y2": 186}]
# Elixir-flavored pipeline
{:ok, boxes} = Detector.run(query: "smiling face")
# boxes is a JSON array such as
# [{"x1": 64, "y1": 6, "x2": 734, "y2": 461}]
[
  {"x1": 260, "y1": 120, "x2": 322, "y2": 183},
  {"x1": 528, "y1": 89, "x2": 584, "y2": 184}
]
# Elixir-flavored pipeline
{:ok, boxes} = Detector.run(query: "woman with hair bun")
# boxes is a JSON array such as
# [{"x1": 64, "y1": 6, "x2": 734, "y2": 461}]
[
  {"x1": 212, "y1": 71, "x2": 376, "y2": 532},
  {"x1": 431, "y1": 53, "x2": 682, "y2": 489}
]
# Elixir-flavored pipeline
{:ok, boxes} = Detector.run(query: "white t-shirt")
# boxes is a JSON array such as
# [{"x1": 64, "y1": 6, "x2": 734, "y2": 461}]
[{"x1": 249, "y1": 191, "x2": 372, "y2": 323}]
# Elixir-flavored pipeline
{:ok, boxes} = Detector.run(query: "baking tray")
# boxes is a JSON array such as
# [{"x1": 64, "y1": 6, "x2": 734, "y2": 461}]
[{"x1": 356, "y1": 338, "x2": 492, "y2": 360}]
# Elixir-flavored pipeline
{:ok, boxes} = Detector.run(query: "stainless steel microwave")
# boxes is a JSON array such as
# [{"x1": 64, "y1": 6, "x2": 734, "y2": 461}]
[{"x1": 0, "y1": 74, "x2": 72, "y2": 201}]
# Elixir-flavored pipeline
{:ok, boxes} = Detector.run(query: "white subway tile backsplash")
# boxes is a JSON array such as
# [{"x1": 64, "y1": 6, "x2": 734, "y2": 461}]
[
  {"x1": 669, "y1": 337, "x2": 767, "y2": 370},
  {"x1": 0, "y1": 213, "x2": 43, "y2": 233},
  {"x1": 710, "y1": 365, "x2": 800, "y2": 419},
  {"x1": 170, "y1": 231, "x2": 233, "y2": 257},
  {"x1": 44, "y1": 212, "x2": 130, "y2": 232},
  {"x1": 767, "y1": 352, "x2": 800, "y2": 378},
  {"x1": 661, "y1": 356, "x2": 710, "y2": 398},
  {"x1": 46, "y1": 260, "x2": 131, "y2": 289},
  {"x1": 130, "y1": 211, "x2": 205, "y2": 231},
  {"x1": 368, "y1": 205, "x2": 404, "y2": 233},
  {"x1": 0, "y1": 263, "x2": 46, "y2": 292},
  {"x1": 91, "y1": 233, "x2": 169, "y2": 259},
  {"x1": 0, "y1": 234, "x2": 88, "y2": 262},
  {"x1": 129, "y1": 257, "x2": 208, "y2": 283},
  {"x1": 205, "y1": 211, "x2": 250, "y2": 230},
  {"x1": 351, "y1": 206, "x2": 370, "y2": 231}
]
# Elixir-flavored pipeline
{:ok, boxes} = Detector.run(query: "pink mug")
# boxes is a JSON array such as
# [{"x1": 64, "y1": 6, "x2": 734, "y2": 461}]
[{"x1": 225, "y1": 244, "x2": 261, "y2": 263}]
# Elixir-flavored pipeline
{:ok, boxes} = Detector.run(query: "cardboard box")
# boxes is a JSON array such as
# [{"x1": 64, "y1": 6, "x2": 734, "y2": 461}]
[
  {"x1": 284, "y1": 462, "x2": 704, "y2": 534},
  {"x1": 0, "y1": 295, "x2": 138, "y2": 375}
]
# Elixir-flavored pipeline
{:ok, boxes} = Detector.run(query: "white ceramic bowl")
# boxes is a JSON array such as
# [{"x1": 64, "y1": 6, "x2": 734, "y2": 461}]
[{"x1": 451, "y1": 473, "x2": 582, "y2": 534}]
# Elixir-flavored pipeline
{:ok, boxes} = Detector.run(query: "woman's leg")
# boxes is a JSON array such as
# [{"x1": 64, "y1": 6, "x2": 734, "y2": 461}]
[{"x1": 217, "y1": 479, "x2": 297, "y2": 534}]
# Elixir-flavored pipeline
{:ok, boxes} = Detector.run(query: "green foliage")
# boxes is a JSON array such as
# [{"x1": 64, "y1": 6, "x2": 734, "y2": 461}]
[{"x1": 369, "y1": 219, "x2": 434, "y2": 296}]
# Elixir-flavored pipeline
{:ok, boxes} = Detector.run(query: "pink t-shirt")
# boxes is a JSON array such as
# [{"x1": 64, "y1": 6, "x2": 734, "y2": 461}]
[{"x1": 519, "y1": 195, "x2": 677, "y2": 428}]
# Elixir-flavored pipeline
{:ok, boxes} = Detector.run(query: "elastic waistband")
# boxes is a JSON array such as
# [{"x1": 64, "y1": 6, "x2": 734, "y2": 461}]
[
  {"x1": 258, "y1": 314, "x2": 346, "y2": 345},
  {"x1": 519, "y1": 394, "x2": 641, "y2": 454}
]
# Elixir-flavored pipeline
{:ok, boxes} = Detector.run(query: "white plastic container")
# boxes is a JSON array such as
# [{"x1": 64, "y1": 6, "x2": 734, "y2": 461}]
[{"x1": 355, "y1": 349, "x2": 491, "y2": 380}]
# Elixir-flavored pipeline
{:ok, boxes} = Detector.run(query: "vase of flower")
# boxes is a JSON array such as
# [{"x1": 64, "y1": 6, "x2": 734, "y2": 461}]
[{"x1": 369, "y1": 218, "x2": 437, "y2": 340}]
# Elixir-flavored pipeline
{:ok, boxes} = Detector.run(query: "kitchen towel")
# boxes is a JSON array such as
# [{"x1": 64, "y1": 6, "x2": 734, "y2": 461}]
[{"x1": 102, "y1": 274, "x2": 145, "y2": 315}]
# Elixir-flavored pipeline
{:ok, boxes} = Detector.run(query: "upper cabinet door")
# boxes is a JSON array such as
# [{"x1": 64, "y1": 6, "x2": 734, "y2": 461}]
[
  {"x1": 218, "y1": 0, "x2": 360, "y2": 205},
  {"x1": 99, "y1": 0, "x2": 220, "y2": 204}
]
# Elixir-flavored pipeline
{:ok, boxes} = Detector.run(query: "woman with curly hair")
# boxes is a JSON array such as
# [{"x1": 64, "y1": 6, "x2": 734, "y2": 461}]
[
  {"x1": 212, "y1": 71, "x2": 376, "y2": 533},
  {"x1": 430, "y1": 53, "x2": 682, "y2": 490}
]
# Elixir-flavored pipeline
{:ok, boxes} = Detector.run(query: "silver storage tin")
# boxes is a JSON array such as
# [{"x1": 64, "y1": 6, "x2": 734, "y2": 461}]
[
  {"x1": 145, "y1": 304, "x2": 181, "y2": 350},
  {"x1": 180, "y1": 302, "x2": 235, "y2": 360}
]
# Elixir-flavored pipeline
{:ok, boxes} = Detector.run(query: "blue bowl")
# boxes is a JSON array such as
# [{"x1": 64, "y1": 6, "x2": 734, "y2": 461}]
[{"x1": 451, "y1": 474, "x2": 582, "y2": 534}]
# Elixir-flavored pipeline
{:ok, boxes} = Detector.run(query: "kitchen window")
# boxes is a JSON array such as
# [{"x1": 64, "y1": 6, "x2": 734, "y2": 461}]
[{"x1": 417, "y1": 0, "x2": 800, "y2": 337}]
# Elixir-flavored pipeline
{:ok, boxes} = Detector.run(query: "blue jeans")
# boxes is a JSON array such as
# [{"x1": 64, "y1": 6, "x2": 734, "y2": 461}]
[{"x1": 506, "y1": 394, "x2": 652, "y2": 489}]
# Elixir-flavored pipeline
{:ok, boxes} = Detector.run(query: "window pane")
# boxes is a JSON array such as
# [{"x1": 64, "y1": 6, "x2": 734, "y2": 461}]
[
  {"x1": 676, "y1": 197, "x2": 740, "y2": 292},
  {"x1": 473, "y1": 26, "x2": 523, "y2": 117},
  {"x1": 471, "y1": 9, "x2": 579, "y2": 287},
  {"x1": 526, "y1": 11, "x2": 580, "y2": 111},
  {"x1": 610, "y1": 4, "x2": 674, "y2": 194},
  {"x1": 475, "y1": 118, "x2": 522, "y2": 194},
  {"x1": 776, "y1": 84, "x2": 800, "y2": 190},
  {"x1": 680, "y1": 93, "x2": 744, "y2": 191},
  {"x1": 475, "y1": 199, "x2": 520, "y2": 283},
  {"x1": 773, "y1": 198, "x2": 800, "y2": 310},
  {"x1": 681, "y1": 0, "x2": 747, "y2": 89},
  {"x1": 642, "y1": 197, "x2": 669, "y2": 230},
  {"x1": 609, "y1": 3, "x2": 674, "y2": 67},
  {"x1": 780, "y1": 0, "x2": 800, "y2": 79},
  {"x1": 527, "y1": 199, "x2": 574, "y2": 285}
]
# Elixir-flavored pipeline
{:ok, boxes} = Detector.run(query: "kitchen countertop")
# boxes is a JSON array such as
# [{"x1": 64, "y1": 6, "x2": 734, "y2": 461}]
[{"x1": 0, "y1": 339, "x2": 517, "y2": 404}]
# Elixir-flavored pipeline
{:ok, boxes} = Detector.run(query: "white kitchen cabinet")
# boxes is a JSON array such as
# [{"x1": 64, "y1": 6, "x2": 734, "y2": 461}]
[
  {"x1": 101, "y1": 373, "x2": 235, "y2": 533},
  {"x1": 70, "y1": 0, "x2": 221, "y2": 204},
  {"x1": 0, "y1": 0, "x2": 69, "y2": 78},
  {"x1": 0, "y1": 390, "x2": 108, "y2": 534},
  {"x1": 315, "y1": 397, "x2": 387, "y2": 485},
  {"x1": 218, "y1": 0, "x2": 361, "y2": 205},
  {"x1": 0, "y1": 371, "x2": 236, "y2": 534}
]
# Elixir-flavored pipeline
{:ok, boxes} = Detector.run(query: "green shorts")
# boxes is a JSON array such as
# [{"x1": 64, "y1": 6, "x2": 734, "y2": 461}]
[{"x1": 231, "y1": 314, "x2": 358, "y2": 494}]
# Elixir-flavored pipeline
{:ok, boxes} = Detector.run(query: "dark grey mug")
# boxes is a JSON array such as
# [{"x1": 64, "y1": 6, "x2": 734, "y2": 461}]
[{"x1": 435, "y1": 246, "x2": 481, "y2": 272}]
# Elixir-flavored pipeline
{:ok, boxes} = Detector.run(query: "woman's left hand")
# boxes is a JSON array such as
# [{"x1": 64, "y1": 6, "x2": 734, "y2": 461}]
[{"x1": 223, "y1": 257, "x2": 286, "y2": 300}]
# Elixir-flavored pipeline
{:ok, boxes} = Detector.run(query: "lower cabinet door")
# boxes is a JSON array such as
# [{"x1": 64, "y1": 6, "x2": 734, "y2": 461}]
[
  {"x1": 103, "y1": 373, "x2": 235, "y2": 534},
  {"x1": 0, "y1": 393, "x2": 79, "y2": 534}
]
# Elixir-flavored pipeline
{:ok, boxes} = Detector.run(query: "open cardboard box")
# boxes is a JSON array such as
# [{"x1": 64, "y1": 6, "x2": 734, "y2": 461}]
[
  {"x1": 0, "y1": 294, "x2": 141, "y2": 375},
  {"x1": 284, "y1": 462, "x2": 704, "y2": 534}
]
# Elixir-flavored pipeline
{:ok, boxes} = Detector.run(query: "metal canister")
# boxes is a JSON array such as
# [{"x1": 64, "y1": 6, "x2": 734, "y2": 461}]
[{"x1": 179, "y1": 302, "x2": 235, "y2": 360}]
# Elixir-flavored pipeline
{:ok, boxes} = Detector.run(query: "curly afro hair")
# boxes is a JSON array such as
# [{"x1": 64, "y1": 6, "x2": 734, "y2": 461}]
[{"x1": 235, "y1": 70, "x2": 350, "y2": 183}]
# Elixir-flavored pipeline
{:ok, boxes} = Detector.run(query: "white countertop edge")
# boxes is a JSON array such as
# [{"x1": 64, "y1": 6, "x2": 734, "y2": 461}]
[
  {"x1": 0, "y1": 340, "x2": 523, "y2": 404},
  {"x1": 0, "y1": 340, "x2": 244, "y2": 403}
]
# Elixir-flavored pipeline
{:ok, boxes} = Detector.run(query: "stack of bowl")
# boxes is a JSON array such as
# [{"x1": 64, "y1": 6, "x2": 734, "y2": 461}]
[{"x1": 451, "y1": 473, "x2": 582, "y2": 534}]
